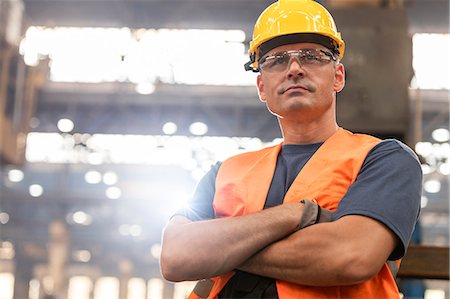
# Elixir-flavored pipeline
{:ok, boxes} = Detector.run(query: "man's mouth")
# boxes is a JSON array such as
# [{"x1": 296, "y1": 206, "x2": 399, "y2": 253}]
[{"x1": 283, "y1": 84, "x2": 310, "y2": 94}]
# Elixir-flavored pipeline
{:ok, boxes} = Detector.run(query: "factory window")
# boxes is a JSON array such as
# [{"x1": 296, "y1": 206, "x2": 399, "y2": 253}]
[{"x1": 412, "y1": 33, "x2": 450, "y2": 90}]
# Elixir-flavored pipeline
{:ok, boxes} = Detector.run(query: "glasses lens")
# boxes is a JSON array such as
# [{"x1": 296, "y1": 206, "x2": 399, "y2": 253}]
[
  {"x1": 259, "y1": 49, "x2": 334, "y2": 72},
  {"x1": 260, "y1": 53, "x2": 290, "y2": 72}
]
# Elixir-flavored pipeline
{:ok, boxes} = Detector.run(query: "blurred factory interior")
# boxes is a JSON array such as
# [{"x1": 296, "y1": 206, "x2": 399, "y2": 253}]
[{"x1": 0, "y1": 0, "x2": 449, "y2": 298}]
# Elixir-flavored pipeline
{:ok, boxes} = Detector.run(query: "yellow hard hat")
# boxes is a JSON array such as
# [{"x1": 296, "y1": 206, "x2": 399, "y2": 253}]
[{"x1": 245, "y1": 0, "x2": 345, "y2": 72}]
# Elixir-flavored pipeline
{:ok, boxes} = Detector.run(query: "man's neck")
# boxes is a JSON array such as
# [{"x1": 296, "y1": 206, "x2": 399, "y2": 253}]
[{"x1": 280, "y1": 119, "x2": 339, "y2": 145}]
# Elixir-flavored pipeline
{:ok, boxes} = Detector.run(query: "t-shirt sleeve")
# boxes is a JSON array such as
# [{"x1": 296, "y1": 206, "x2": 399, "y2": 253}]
[
  {"x1": 172, "y1": 162, "x2": 221, "y2": 221},
  {"x1": 332, "y1": 139, "x2": 422, "y2": 260}
]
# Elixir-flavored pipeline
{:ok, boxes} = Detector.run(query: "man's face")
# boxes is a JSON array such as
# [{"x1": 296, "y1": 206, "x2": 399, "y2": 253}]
[{"x1": 256, "y1": 43, "x2": 345, "y2": 122}]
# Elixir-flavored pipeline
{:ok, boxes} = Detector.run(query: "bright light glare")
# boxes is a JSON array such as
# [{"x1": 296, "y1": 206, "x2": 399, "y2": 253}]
[
  {"x1": 412, "y1": 34, "x2": 450, "y2": 89},
  {"x1": 181, "y1": 158, "x2": 198, "y2": 171},
  {"x1": 173, "y1": 281, "x2": 197, "y2": 299},
  {"x1": 0, "y1": 212, "x2": 10, "y2": 224},
  {"x1": 57, "y1": 118, "x2": 74, "y2": 133},
  {"x1": 0, "y1": 273, "x2": 14, "y2": 299},
  {"x1": 439, "y1": 163, "x2": 450, "y2": 175},
  {"x1": 135, "y1": 82, "x2": 155, "y2": 94},
  {"x1": 129, "y1": 224, "x2": 142, "y2": 237},
  {"x1": 68, "y1": 276, "x2": 92, "y2": 299},
  {"x1": 191, "y1": 168, "x2": 206, "y2": 181},
  {"x1": 162, "y1": 122, "x2": 177, "y2": 135},
  {"x1": 415, "y1": 142, "x2": 433, "y2": 157},
  {"x1": 26, "y1": 133, "x2": 66, "y2": 163},
  {"x1": 20, "y1": 26, "x2": 255, "y2": 86},
  {"x1": 8, "y1": 169, "x2": 24, "y2": 182},
  {"x1": 87, "y1": 152, "x2": 103, "y2": 165},
  {"x1": 424, "y1": 179, "x2": 441, "y2": 193},
  {"x1": 424, "y1": 289, "x2": 446, "y2": 299},
  {"x1": 420, "y1": 164, "x2": 433, "y2": 175},
  {"x1": 29, "y1": 279, "x2": 40, "y2": 299},
  {"x1": 0, "y1": 241, "x2": 15, "y2": 260},
  {"x1": 189, "y1": 122, "x2": 208, "y2": 136},
  {"x1": 147, "y1": 279, "x2": 164, "y2": 299},
  {"x1": 150, "y1": 244, "x2": 161, "y2": 259},
  {"x1": 431, "y1": 128, "x2": 450, "y2": 142},
  {"x1": 128, "y1": 278, "x2": 146, "y2": 299},
  {"x1": 94, "y1": 277, "x2": 119, "y2": 299},
  {"x1": 106, "y1": 186, "x2": 122, "y2": 199},
  {"x1": 118, "y1": 224, "x2": 142, "y2": 237},
  {"x1": 72, "y1": 211, "x2": 92, "y2": 225},
  {"x1": 73, "y1": 250, "x2": 91, "y2": 262},
  {"x1": 84, "y1": 170, "x2": 102, "y2": 184},
  {"x1": 103, "y1": 171, "x2": 118, "y2": 185},
  {"x1": 26, "y1": 132, "x2": 274, "y2": 166},
  {"x1": 421, "y1": 196, "x2": 428, "y2": 208},
  {"x1": 29, "y1": 184, "x2": 43, "y2": 197}
]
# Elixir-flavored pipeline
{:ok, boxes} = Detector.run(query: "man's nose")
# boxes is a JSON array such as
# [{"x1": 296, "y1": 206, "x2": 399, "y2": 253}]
[{"x1": 287, "y1": 57, "x2": 306, "y2": 78}]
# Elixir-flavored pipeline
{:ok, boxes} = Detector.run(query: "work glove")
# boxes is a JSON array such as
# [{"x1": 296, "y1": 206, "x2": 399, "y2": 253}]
[{"x1": 297, "y1": 199, "x2": 333, "y2": 230}]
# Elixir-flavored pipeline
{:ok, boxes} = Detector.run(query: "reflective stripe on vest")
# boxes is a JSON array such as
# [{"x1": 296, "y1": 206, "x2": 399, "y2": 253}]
[{"x1": 189, "y1": 128, "x2": 400, "y2": 299}]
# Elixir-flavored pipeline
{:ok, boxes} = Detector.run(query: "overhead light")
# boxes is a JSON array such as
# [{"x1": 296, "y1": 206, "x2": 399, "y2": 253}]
[
  {"x1": 181, "y1": 158, "x2": 198, "y2": 171},
  {"x1": 439, "y1": 163, "x2": 450, "y2": 175},
  {"x1": 0, "y1": 212, "x2": 10, "y2": 224},
  {"x1": 189, "y1": 122, "x2": 208, "y2": 136},
  {"x1": 421, "y1": 196, "x2": 428, "y2": 208},
  {"x1": 119, "y1": 224, "x2": 130, "y2": 236},
  {"x1": 72, "y1": 211, "x2": 92, "y2": 225},
  {"x1": 8, "y1": 169, "x2": 24, "y2": 182},
  {"x1": 103, "y1": 172, "x2": 118, "y2": 185},
  {"x1": 68, "y1": 276, "x2": 92, "y2": 299},
  {"x1": 94, "y1": 277, "x2": 120, "y2": 299},
  {"x1": 420, "y1": 164, "x2": 433, "y2": 175},
  {"x1": 129, "y1": 224, "x2": 142, "y2": 237},
  {"x1": 162, "y1": 122, "x2": 177, "y2": 135},
  {"x1": 128, "y1": 278, "x2": 146, "y2": 299},
  {"x1": 147, "y1": 279, "x2": 164, "y2": 299},
  {"x1": 106, "y1": 186, "x2": 121, "y2": 199},
  {"x1": 73, "y1": 250, "x2": 91, "y2": 262},
  {"x1": 415, "y1": 142, "x2": 432, "y2": 157},
  {"x1": 0, "y1": 241, "x2": 15, "y2": 260},
  {"x1": 29, "y1": 184, "x2": 43, "y2": 197},
  {"x1": 424, "y1": 179, "x2": 441, "y2": 193},
  {"x1": 87, "y1": 152, "x2": 103, "y2": 165},
  {"x1": 57, "y1": 118, "x2": 74, "y2": 133},
  {"x1": 135, "y1": 82, "x2": 155, "y2": 95},
  {"x1": 118, "y1": 224, "x2": 142, "y2": 237},
  {"x1": 424, "y1": 289, "x2": 446, "y2": 299},
  {"x1": 431, "y1": 128, "x2": 450, "y2": 143},
  {"x1": 29, "y1": 117, "x2": 40, "y2": 129},
  {"x1": 191, "y1": 168, "x2": 205, "y2": 181},
  {"x1": 150, "y1": 244, "x2": 161, "y2": 259},
  {"x1": 84, "y1": 170, "x2": 102, "y2": 184}
]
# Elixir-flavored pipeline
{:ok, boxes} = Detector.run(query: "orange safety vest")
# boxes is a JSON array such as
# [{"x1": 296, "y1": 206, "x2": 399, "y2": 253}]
[{"x1": 189, "y1": 128, "x2": 400, "y2": 299}]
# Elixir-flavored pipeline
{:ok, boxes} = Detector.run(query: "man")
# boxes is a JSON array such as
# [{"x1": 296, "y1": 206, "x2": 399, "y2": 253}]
[{"x1": 160, "y1": 0, "x2": 422, "y2": 298}]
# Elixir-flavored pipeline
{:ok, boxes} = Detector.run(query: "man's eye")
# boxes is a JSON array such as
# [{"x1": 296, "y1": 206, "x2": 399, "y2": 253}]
[
  {"x1": 303, "y1": 54, "x2": 319, "y2": 61},
  {"x1": 273, "y1": 56, "x2": 287, "y2": 65}
]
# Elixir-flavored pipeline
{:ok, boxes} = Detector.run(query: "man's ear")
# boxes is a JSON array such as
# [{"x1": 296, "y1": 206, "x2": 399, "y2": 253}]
[
  {"x1": 257, "y1": 75, "x2": 267, "y2": 102},
  {"x1": 333, "y1": 63, "x2": 345, "y2": 93}
]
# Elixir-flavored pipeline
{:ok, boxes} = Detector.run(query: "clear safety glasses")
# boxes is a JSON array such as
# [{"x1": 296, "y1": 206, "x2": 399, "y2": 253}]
[{"x1": 258, "y1": 48, "x2": 337, "y2": 73}]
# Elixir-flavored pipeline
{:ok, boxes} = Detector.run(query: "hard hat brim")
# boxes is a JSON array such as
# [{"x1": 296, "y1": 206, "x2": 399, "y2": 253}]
[{"x1": 257, "y1": 33, "x2": 341, "y2": 60}]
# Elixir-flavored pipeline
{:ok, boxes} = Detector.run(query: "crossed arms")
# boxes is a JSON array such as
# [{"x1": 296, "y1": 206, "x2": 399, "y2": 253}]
[{"x1": 160, "y1": 202, "x2": 397, "y2": 286}]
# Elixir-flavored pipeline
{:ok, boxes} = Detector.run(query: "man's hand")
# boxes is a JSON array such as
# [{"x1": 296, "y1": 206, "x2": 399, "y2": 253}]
[{"x1": 297, "y1": 199, "x2": 333, "y2": 229}]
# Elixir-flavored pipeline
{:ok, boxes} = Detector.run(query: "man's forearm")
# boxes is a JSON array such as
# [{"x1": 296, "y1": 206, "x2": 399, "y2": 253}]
[
  {"x1": 238, "y1": 216, "x2": 397, "y2": 286},
  {"x1": 160, "y1": 202, "x2": 304, "y2": 282}
]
